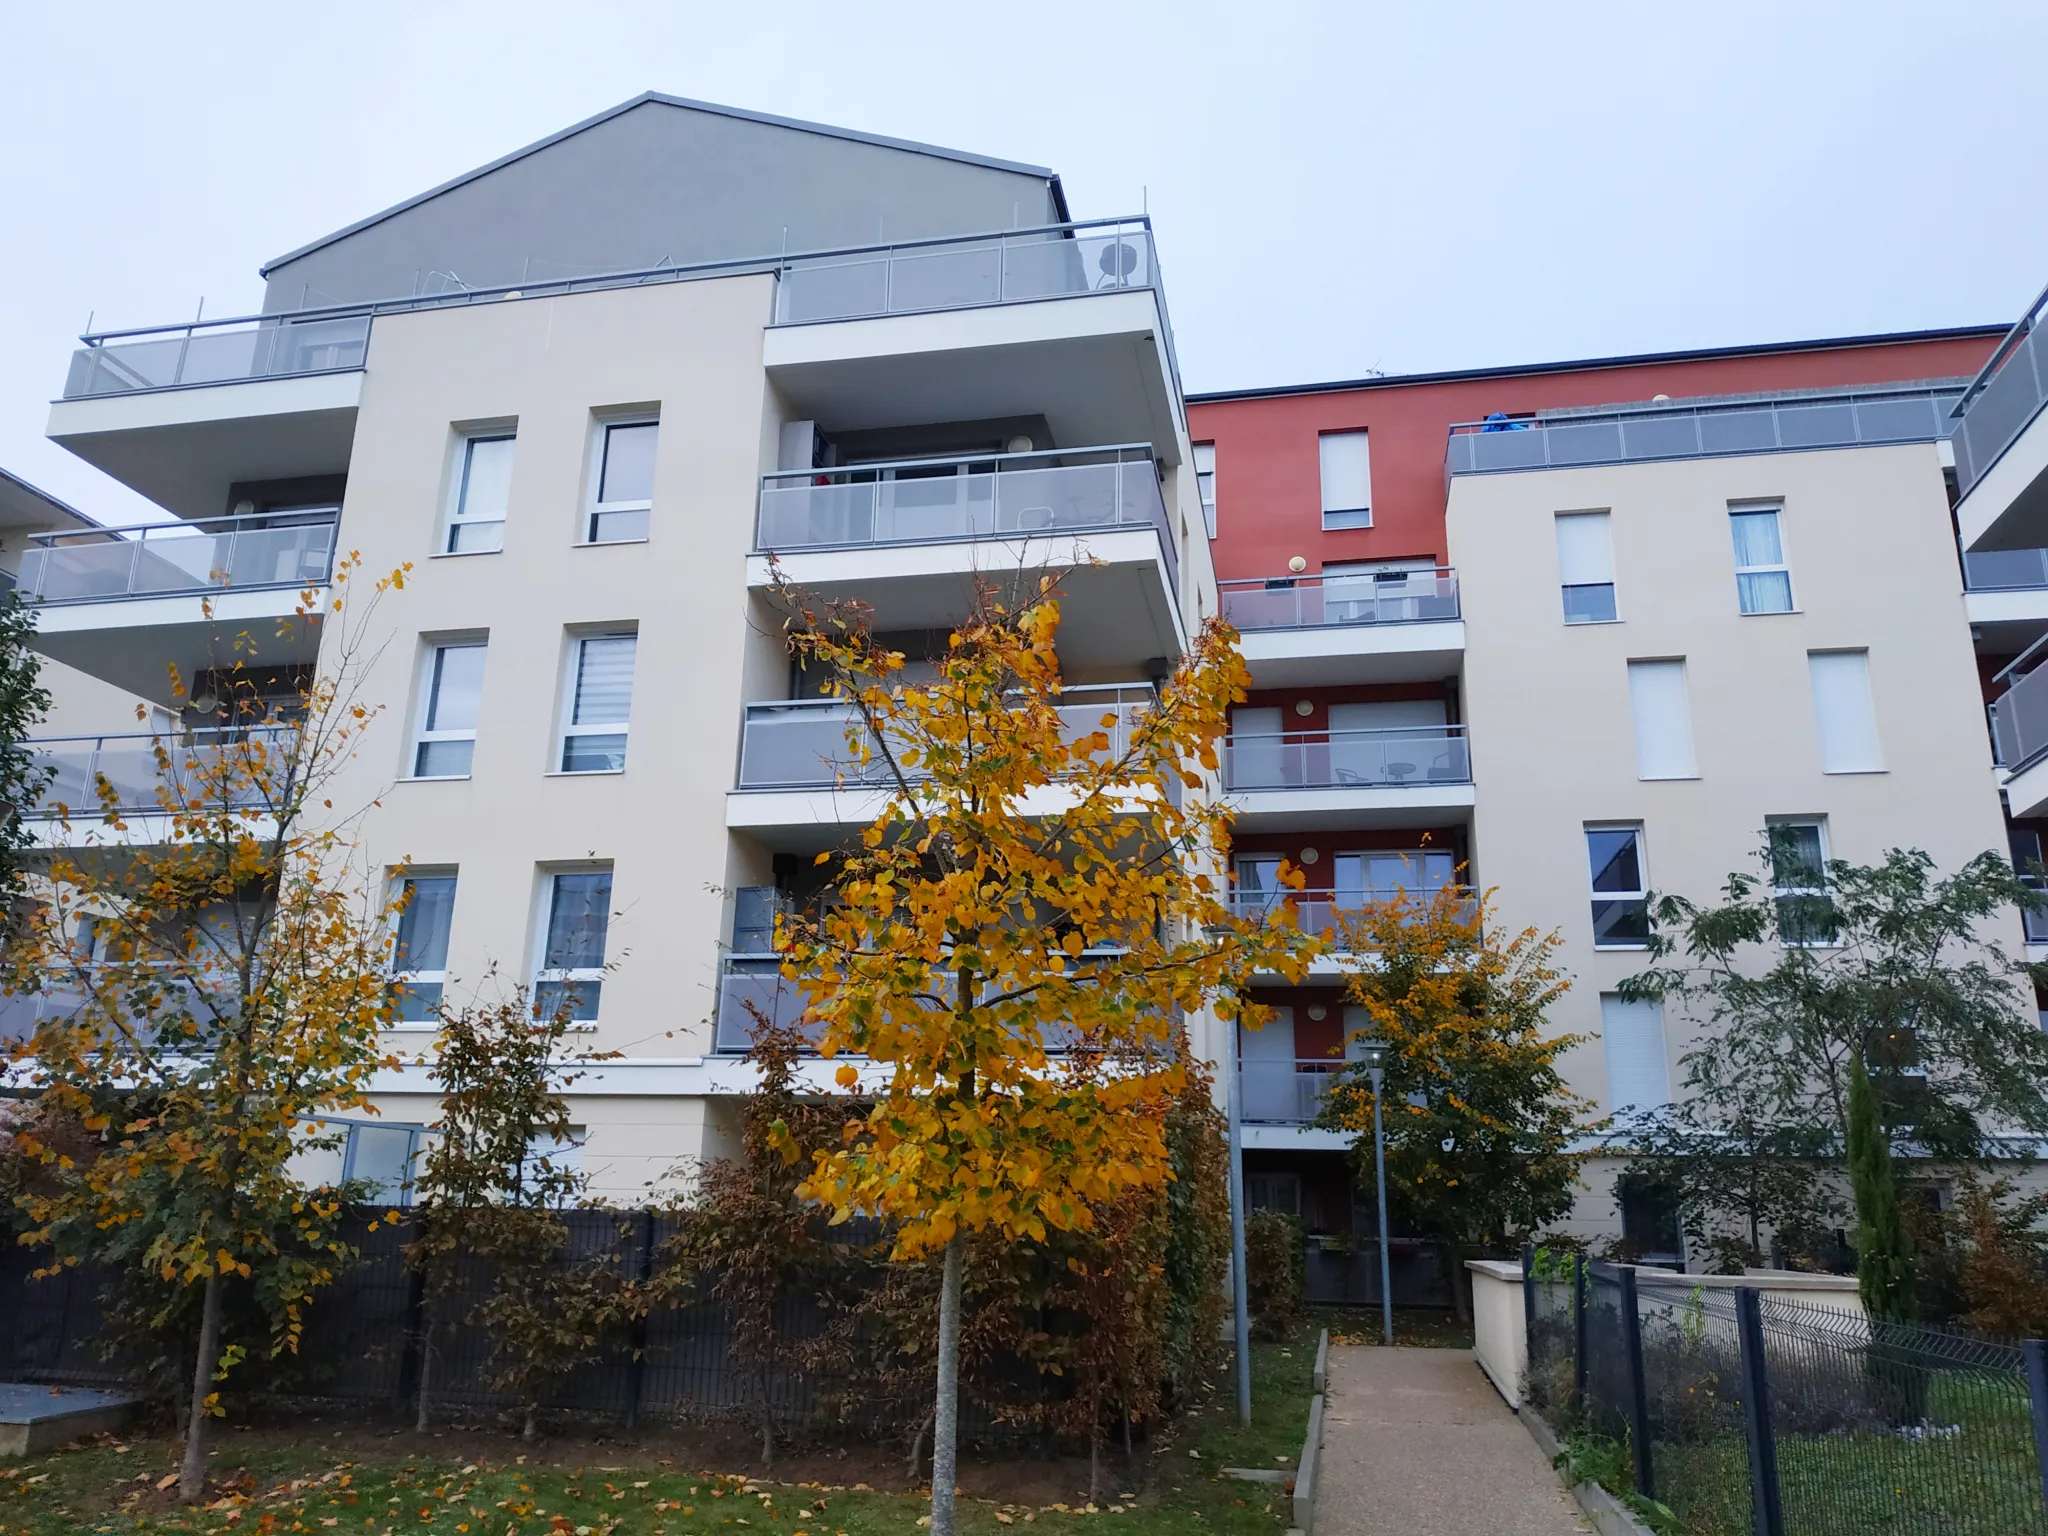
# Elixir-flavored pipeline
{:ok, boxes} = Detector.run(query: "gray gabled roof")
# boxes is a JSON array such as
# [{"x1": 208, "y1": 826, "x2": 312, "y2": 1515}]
[{"x1": 262, "y1": 92, "x2": 1069, "y2": 276}]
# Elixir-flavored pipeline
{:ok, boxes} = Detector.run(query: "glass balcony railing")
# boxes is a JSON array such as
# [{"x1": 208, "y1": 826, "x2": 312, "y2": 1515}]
[
  {"x1": 1963, "y1": 547, "x2": 2048, "y2": 591},
  {"x1": 1222, "y1": 726, "x2": 1471, "y2": 791},
  {"x1": 18, "y1": 509, "x2": 338, "y2": 605},
  {"x1": 1994, "y1": 637, "x2": 2048, "y2": 775},
  {"x1": 1226, "y1": 887, "x2": 1477, "y2": 940},
  {"x1": 1239, "y1": 1059, "x2": 1347, "y2": 1125},
  {"x1": 64, "y1": 315, "x2": 370, "y2": 398},
  {"x1": 735, "y1": 686, "x2": 1160, "y2": 791},
  {"x1": 1952, "y1": 282, "x2": 2048, "y2": 502},
  {"x1": 756, "y1": 444, "x2": 1176, "y2": 591},
  {"x1": 1447, "y1": 386, "x2": 1961, "y2": 477},
  {"x1": 1220, "y1": 569, "x2": 1459, "y2": 631},
  {"x1": 772, "y1": 219, "x2": 1156, "y2": 325},
  {"x1": 31, "y1": 727, "x2": 290, "y2": 817}
]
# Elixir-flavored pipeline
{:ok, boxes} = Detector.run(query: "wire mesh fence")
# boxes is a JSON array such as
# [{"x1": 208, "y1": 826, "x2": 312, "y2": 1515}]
[{"x1": 1523, "y1": 1253, "x2": 2048, "y2": 1535}]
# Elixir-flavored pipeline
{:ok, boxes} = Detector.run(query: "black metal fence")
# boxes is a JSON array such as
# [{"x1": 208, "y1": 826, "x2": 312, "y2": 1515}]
[
  {"x1": 0, "y1": 1208, "x2": 1076, "y2": 1441},
  {"x1": 1302, "y1": 1239, "x2": 1451, "y2": 1309},
  {"x1": 1525, "y1": 1254, "x2": 2048, "y2": 1535}
]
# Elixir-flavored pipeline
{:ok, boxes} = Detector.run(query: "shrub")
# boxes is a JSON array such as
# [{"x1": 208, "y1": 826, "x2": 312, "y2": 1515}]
[{"x1": 1244, "y1": 1209, "x2": 1305, "y2": 1340}]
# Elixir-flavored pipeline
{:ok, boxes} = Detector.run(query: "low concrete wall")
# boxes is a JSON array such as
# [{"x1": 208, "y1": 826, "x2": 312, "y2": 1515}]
[
  {"x1": 1295, "y1": 1390, "x2": 1326, "y2": 1533},
  {"x1": 1468, "y1": 1259, "x2": 1526, "y2": 1405}
]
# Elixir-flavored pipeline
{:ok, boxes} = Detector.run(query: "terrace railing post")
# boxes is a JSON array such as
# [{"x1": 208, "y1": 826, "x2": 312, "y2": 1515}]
[
  {"x1": 2024, "y1": 1338, "x2": 2048, "y2": 1519},
  {"x1": 1619, "y1": 1266, "x2": 1655, "y2": 1502},
  {"x1": 1572, "y1": 1253, "x2": 1588, "y2": 1414},
  {"x1": 1735, "y1": 1287, "x2": 1785, "y2": 1536}
]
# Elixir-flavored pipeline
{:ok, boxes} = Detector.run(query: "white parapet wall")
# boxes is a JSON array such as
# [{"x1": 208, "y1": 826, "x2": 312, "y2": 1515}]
[{"x1": 1468, "y1": 1259, "x2": 1528, "y2": 1405}]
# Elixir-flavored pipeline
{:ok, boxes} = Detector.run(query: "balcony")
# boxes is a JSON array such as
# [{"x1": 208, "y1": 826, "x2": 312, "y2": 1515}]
[
  {"x1": 1963, "y1": 547, "x2": 2048, "y2": 641},
  {"x1": 1222, "y1": 725, "x2": 1474, "y2": 831},
  {"x1": 1239, "y1": 1059, "x2": 1345, "y2": 1125},
  {"x1": 1992, "y1": 638, "x2": 2048, "y2": 818},
  {"x1": 62, "y1": 314, "x2": 370, "y2": 400},
  {"x1": 1225, "y1": 887, "x2": 1477, "y2": 942},
  {"x1": 1220, "y1": 570, "x2": 1463, "y2": 686},
  {"x1": 752, "y1": 447, "x2": 1183, "y2": 665},
  {"x1": 27, "y1": 726, "x2": 289, "y2": 838},
  {"x1": 1446, "y1": 384, "x2": 1960, "y2": 478},
  {"x1": 1954, "y1": 283, "x2": 2048, "y2": 551},
  {"x1": 20, "y1": 512, "x2": 336, "y2": 702}
]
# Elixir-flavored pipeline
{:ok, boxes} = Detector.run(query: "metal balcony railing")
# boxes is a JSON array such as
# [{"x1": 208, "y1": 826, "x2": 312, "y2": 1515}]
[
  {"x1": 1952, "y1": 280, "x2": 2048, "y2": 502},
  {"x1": 1220, "y1": 569, "x2": 1459, "y2": 630},
  {"x1": 1222, "y1": 726, "x2": 1471, "y2": 791},
  {"x1": 1963, "y1": 547, "x2": 2048, "y2": 591},
  {"x1": 1226, "y1": 887, "x2": 1477, "y2": 940},
  {"x1": 735, "y1": 685, "x2": 1160, "y2": 791},
  {"x1": 1446, "y1": 385, "x2": 1962, "y2": 477},
  {"x1": 65, "y1": 314, "x2": 371, "y2": 398},
  {"x1": 2024, "y1": 882, "x2": 2048, "y2": 946},
  {"x1": 1239, "y1": 1059, "x2": 1347, "y2": 1125},
  {"x1": 19, "y1": 509, "x2": 339, "y2": 605},
  {"x1": 31, "y1": 726, "x2": 291, "y2": 817},
  {"x1": 756, "y1": 444, "x2": 1176, "y2": 592},
  {"x1": 1992, "y1": 633, "x2": 2048, "y2": 776}
]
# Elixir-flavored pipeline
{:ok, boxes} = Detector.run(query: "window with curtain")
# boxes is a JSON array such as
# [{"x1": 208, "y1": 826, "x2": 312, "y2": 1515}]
[
  {"x1": 534, "y1": 870, "x2": 612, "y2": 1025},
  {"x1": 1319, "y1": 431, "x2": 1372, "y2": 529},
  {"x1": 1587, "y1": 825, "x2": 1650, "y2": 947},
  {"x1": 389, "y1": 873, "x2": 456, "y2": 1025},
  {"x1": 1808, "y1": 650, "x2": 1882, "y2": 773},
  {"x1": 1232, "y1": 854, "x2": 1285, "y2": 917},
  {"x1": 587, "y1": 420, "x2": 658, "y2": 543},
  {"x1": 560, "y1": 632, "x2": 637, "y2": 772},
  {"x1": 1555, "y1": 511, "x2": 1616, "y2": 623},
  {"x1": 1627, "y1": 659, "x2": 1697, "y2": 779},
  {"x1": 1193, "y1": 443, "x2": 1217, "y2": 538},
  {"x1": 445, "y1": 433, "x2": 514, "y2": 554},
  {"x1": 411, "y1": 641, "x2": 486, "y2": 778},
  {"x1": 1731, "y1": 505, "x2": 1793, "y2": 614}
]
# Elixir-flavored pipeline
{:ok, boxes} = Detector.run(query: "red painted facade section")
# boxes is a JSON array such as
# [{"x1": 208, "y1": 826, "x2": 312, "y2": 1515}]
[{"x1": 1190, "y1": 333, "x2": 2000, "y2": 583}]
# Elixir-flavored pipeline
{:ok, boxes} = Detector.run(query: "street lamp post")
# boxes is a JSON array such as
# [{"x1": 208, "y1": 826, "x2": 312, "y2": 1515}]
[
  {"x1": 1204, "y1": 922, "x2": 1253, "y2": 1426},
  {"x1": 1356, "y1": 1039, "x2": 1394, "y2": 1347}
]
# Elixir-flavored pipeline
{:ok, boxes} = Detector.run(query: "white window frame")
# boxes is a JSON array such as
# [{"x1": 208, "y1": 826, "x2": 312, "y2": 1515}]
[
  {"x1": 532, "y1": 868, "x2": 613, "y2": 1030},
  {"x1": 1587, "y1": 822, "x2": 1651, "y2": 950},
  {"x1": 1730, "y1": 502, "x2": 1794, "y2": 615},
  {"x1": 584, "y1": 416, "x2": 659, "y2": 545},
  {"x1": 1809, "y1": 649, "x2": 1884, "y2": 774},
  {"x1": 555, "y1": 628, "x2": 638, "y2": 775},
  {"x1": 1626, "y1": 658, "x2": 1698, "y2": 780},
  {"x1": 408, "y1": 638, "x2": 487, "y2": 780},
  {"x1": 1319, "y1": 430, "x2": 1372, "y2": 530},
  {"x1": 386, "y1": 870, "x2": 457, "y2": 1031},
  {"x1": 1767, "y1": 817, "x2": 1837, "y2": 948},
  {"x1": 442, "y1": 429, "x2": 515, "y2": 556},
  {"x1": 1193, "y1": 442, "x2": 1217, "y2": 539},
  {"x1": 1556, "y1": 510, "x2": 1618, "y2": 624}
]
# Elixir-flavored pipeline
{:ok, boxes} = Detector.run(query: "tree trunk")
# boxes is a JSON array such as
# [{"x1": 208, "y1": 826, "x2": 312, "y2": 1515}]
[
  {"x1": 1089, "y1": 1428, "x2": 1102, "y2": 1506},
  {"x1": 759, "y1": 1364, "x2": 776, "y2": 1474},
  {"x1": 414, "y1": 1301, "x2": 435, "y2": 1434},
  {"x1": 179, "y1": 1268, "x2": 225, "y2": 1503},
  {"x1": 522, "y1": 1405, "x2": 538, "y2": 1442},
  {"x1": 1440, "y1": 1236, "x2": 1469, "y2": 1324},
  {"x1": 905, "y1": 1408, "x2": 934, "y2": 1483},
  {"x1": 929, "y1": 1230, "x2": 966, "y2": 1536}
]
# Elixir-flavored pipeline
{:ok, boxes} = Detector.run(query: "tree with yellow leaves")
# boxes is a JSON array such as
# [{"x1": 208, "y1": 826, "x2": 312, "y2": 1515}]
[
  {"x1": 772, "y1": 573, "x2": 1314, "y2": 1536},
  {"x1": 1320, "y1": 885, "x2": 1591, "y2": 1321},
  {"x1": 5, "y1": 558, "x2": 407, "y2": 1500}
]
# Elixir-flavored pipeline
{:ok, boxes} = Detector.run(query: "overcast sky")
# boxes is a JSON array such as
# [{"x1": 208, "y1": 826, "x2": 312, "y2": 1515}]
[{"x1": 5, "y1": 0, "x2": 2046, "y2": 524}]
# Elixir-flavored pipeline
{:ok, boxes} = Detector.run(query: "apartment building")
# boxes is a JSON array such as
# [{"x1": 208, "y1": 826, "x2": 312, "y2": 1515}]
[
  {"x1": 1188, "y1": 324, "x2": 2048, "y2": 1256},
  {"x1": 18, "y1": 94, "x2": 1215, "y2": 1201}
]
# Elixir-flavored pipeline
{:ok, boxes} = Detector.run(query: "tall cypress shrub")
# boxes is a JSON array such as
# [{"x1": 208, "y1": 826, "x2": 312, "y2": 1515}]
[{"x1": 1847, "y1": 1052, "x2": 1916, "y2": 1323}]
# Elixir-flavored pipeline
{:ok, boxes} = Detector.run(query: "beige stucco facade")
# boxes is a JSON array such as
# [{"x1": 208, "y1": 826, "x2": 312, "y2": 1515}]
[{"x1": 1450, "y1": 442, "x2": 2017, "y2": 1171}]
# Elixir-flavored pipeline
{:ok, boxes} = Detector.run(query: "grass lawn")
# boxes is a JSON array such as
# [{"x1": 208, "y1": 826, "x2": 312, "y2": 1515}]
[{"x1": 0, "y1": 1321, "x2": 1336, "y2": 1536}]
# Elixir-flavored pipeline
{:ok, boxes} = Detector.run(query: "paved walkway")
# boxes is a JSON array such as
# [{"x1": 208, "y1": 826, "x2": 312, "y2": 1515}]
[{"x1": 1312, "y1": 1347, "x2": 1592, "y2": 1535}]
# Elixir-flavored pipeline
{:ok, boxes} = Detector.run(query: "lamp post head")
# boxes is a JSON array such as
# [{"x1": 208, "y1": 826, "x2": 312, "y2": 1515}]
[{"x1": 1353, "y1": 1039, "x2": 1388, "y2": 1072}]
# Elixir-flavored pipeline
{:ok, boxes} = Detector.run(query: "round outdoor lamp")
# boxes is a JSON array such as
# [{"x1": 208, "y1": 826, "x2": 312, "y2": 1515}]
[{"x1": 1354, "y1": 1039, "x2": 1395, "y2": 1346}]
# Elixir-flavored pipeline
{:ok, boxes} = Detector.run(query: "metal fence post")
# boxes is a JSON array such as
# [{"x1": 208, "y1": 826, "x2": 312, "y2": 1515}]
[
  {"x1": 1735, "y1": 1287, "x2": 1785, "y2": 1536},
  {"x1": 2024, "y1": 1339, "x2": 2048, "y2": 1519},
  {"x1": 1520, "y1": 1241, "x2": 1537, "y2": 1344},
  {"x1": 1618, "y1": 1266, "x2": 1655, "y2": 1502},
  {"x1": 1572, "y1": 1254, "x2": 1588, "y2": 1414}
]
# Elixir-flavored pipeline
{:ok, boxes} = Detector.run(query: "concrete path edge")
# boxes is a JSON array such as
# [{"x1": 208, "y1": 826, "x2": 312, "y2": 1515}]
[
  {"x1": 1519, "y1": 1403, "x2": 1658, "y2": 1536},
  {"x1": 1294, "y1": 1391, "x2": 1326, "y2": 1533}
]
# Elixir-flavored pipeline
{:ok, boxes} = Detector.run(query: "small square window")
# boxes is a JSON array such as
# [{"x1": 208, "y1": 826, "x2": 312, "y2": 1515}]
[
  {"x1": 1587, "y1": 825, "x2": 1650, "y2": 947},
  {"x1": 445, "y1": 433, "x2": 514, "y2": 554},
  {"x1": 587, "y1": 420, "x2": 657, "y2": 543},
  {"x1": 410, "y1": 641, "x2": 486, "y2": 778}
]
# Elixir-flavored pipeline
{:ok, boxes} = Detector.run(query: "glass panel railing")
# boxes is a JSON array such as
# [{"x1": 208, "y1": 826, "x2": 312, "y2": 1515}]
[
  {"x1": 1994, "y1": 657, "x2": 2048, "y2": 774},
  {"x1": 64, "y1": 315, "x2": 370, "y2": 398},
  {"x1": 1226, "y1": 887, "x2": 1477, "y2": 939},
  {"x1": 1448, "y1": 387, "x2": 1961, "y2": 477},
  {"x1": 1221, "y1": 726, "x2": 1471, "y2": 791},
  {"x1": 1953, "y1": 283, "x2": 2048, "y2": 499},
  {"x1": 1963, "y1": 547, "x2": 2048, "y2": 591},
  {"x1": 773, "y1": 223, "x2": 1156, "y2": 325},
  {"x1": 30, "y1": 727, "x2": 291, "y2": 817},
  {"x1": 1239, "y1": 1059, "x2": 1345, "y2": 1124},
  {"x1": 1220, "y1": 570, "x2": 1460, "y2": 630},
  {"x1": 18, "y1": 510, "x2": 338, "y2": 605}
]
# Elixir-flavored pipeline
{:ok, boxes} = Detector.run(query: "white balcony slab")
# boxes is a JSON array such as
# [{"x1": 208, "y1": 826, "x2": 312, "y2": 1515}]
[
  {"x1": 1243, "y1": 1125, "x2": 1356, "y2": 1151},
  {"x1": 2007, "y1": 753, "x2": 2048, "y2": 820},
  {"x1": 47, "y1": 370, "x2": 360, "y2": 520},
  {"x1": 1237, "y1": 621, "x2": 1465, "y2": 688},
  {"x1": 1226, "y1": 782, "x2": 1476, "y2": 832}
]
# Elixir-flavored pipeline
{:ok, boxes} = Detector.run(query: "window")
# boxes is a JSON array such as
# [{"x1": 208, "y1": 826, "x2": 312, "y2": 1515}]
[
  {"x1": 1730, "y1": 504, "x2": 1793, "y2": 614},
  {"x1": 445, "y1": 433, "x2": 514, "y2": 554},
  {"x1": 1587, "y1": 825, "x2": 1650, "y2": 947},
  {"x1": 1809, "y1": 650, "x2": 1883, "y2": 773},
  {"x1": 1768, "y1": 819, "x2": 1837, "y2": 945},
  {"x1": 1616, "y1": 1170, "x2": 1684, "y2": 1264},
  {"x1": 1627, "y1": 660, "x2": 1697, "y2": 779},
  {"x1": 1233, "y1": 854, "x2": 1286, "y2": 917},
  {"x1": 534, "y1": 870, "x2": 612, "y2": 1026},
  {"x1": 339, "y1": 1122, "x2": 427, "y2": 1205},
  {"x1": 1334, "y1": 849, "x2": 1455, "y2": 903},
  {"x1": 1555, "y1": 511, "x2": 1616, "y2": 623},
  {"x1": 1600, "y1": 994, "x2": 1670, "y2": 1113},
  {"x1": 1193, "y1": 443, "x2": 1217, "y2": 538},
  {"x1": 1247, "y1": 1172, "x2": 1302, "y2": 1216},
  {"x1": 1319, "y1": 430, "x2": 1372, "y2": 529},
  {"x1": 411, "y1": 641, "x2": 486, "y2": 778},
  {"x1": 389, "y1": 873, "x2": 456, "y2": 1026},
  {"x1": 587, "y1": 419, "x2": 658, "y2": 543},
  {"x1": 559, "y1": 632, "x2": 637, "y2": 772}
]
